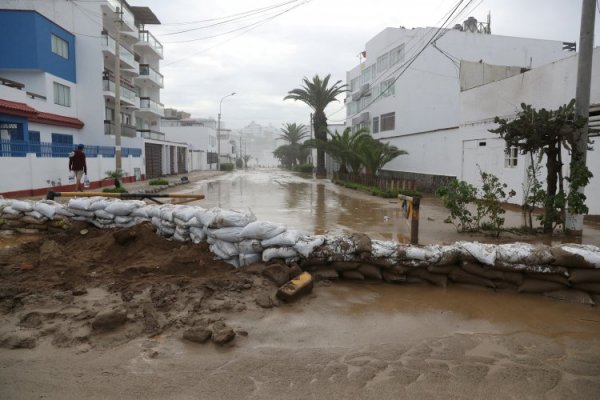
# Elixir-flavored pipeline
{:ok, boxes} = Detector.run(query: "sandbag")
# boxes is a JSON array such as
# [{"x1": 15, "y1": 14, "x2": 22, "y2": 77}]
[
  {"x1": 1, "y1": 206, "x2": 21, "y2": 216},
  {"x1": 130, "y1": 206, "x2": 150, "y2": 219},
  {"x1": 24, "y1": 210, "x2": 44, "y2": 220},
  {"x1": 189, "y1": 226, "x2": 206, "y2": 244},
  {"x1": 311, "y1": 268, "x2": 339, "y2": 281},
  {"x1": 212, "y1": 208, "x2": 256, "y2": 228},
  {"x1": 88, "y1": 198, "x2": 114, "y2": 211},
  {"x1": 262, "y1": 246, "x2": 297, "y2": 262},
  {"x1": 89, "y1": 219, "x2": 115, "y2": 229},
  {"x1": 449, "y1": 268, "x2": 495, "y2": 288},
  {"x1": 457, "y1": 242, "x2": 496, "y2": 266},
  {"x1": 68, "y1": 198, "x2": 94, "y2": 211},
  {"x1": 238, "y1": 239, "x2": 263, "y2": 254},
  {"x1": 341, "y1": 270, "x2": 364, "y2": 280},
  {"x1": 9, "y1": 200, "x2": 34, "y2": 212},
  {"x1": 572, "y1": 282, "x2": 600, "y2": 294},
  {"x1": 569, "y1": 268, "x2": 600, "y2": 284},
  {"x1": 261, "y1": 230, "x2": 304, "y2": 247},
  {"x1": 69, "y1": 208, "x2": 95, "y2": 218},
  {"x1": 408, "y1": 268, "x2": 448, "y2": 287},
  {"x1": 496, "y1": 243, "x2": 554, "y2": 265},
  {"x1": 54, "y1": 207, "x2": 75, "y2": 217},
  {"x1": 213, "y1": 240, "x2": 239, "y2": 258},
  {"x1": 518, "y1": 279, "x2": 566, "y2": 293},
  {"x1": 435, "y1": 246, "x2": 461, "y2": 266},
  {"x1": 382, "y1": 269, "x2": 407, "y2": 283},
  {"x1": 358, "y1": 264, "x2": 382, "y2": 280},
  {"x1": 207, "y1": 227, "x2": 244, "y2": 242},
  {"x1": 293, "y1": 236, "x2": 325, "y2": 258},
  {"x1": 145, "y1": 205, "x2": 161, "y2": 218},
  {"x1": 173, "y1": 231, "x2": 189, "y2": 242},
  {"x1": 551, "y1": 244, "x2": 600, "y2": 269},
  {"x1": 159, "y1": 205, "x2": 177, "y2": 222},
  {"x1": 525, "y1": 273, "x2": 570, "y2": 286},
  {"x1": 494, "y1": 261, "x2": 569, "y2": 276},
  {"x1": 33, "y1": 202, "x2": 58, "y2": 219},
  {"x1": 461, "y1": 262, "x2": 504, "y2": 280},
  {"x1": 331, "y1": 262, "x2": 360, "y2": 272},
  {"x1": 223, "y1": 257, "x2": 240, "y2": 269},
  {"x1": 114, "y1": 216, "x2": 133, "y2": 225},
  {"x1": 371, "y1": 240, "x2": 401, "y2": 258},
  {"x1": 427, "y1": 265, "x2": 455, "y2": 275},
  {"x1": 241, "y1": 221, "x2": 286, "y2": 240},
  {"x1": 172, "y1": 206, "x2": 198, "y2": 222},
  {"x1": 94, "y1": 209, "x2": 115, "y2": 220},
  {"x1": 196, "y1": 208, "x2": 217, "y2": 227},
  {"x1": 404, "y1": 245, "x2": 442, "y2": 263},
  {"x1": 239, "y1": 253, "x2": 261, "y2": 267},
  {"x1": 105, "y1": 201, "x2": 139, "y2": 216}
]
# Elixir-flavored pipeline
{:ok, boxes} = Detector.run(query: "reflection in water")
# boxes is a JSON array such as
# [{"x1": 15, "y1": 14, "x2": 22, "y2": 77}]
[{"x1": 183, "y1": 170, "x2": 411, "y2": 241}]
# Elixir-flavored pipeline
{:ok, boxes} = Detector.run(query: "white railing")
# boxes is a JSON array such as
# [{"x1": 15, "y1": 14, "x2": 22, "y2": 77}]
[
  {"x1": 139, "y1": 97, "x2": 164, "y2": 116},
  {"x1": 139, "y1": 30, "x2": 164, "y2": 57},
  {"x1": 139, "y1": 64, "x2": 164, "y2": 87}
]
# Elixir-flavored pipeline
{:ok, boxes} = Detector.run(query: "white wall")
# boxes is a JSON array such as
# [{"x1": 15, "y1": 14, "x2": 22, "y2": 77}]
[{"x1": 0, "y1": 154, "x2": 144, "y2": 193}]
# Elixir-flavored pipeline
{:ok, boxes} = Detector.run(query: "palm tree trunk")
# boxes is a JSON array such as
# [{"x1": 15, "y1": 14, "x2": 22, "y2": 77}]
[{"x1": 313, "y1": 110, "x2": 327, "y2": 178}]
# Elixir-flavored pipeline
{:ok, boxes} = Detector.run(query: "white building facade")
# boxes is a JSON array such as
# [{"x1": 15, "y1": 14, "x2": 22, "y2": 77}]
[
  {"x1": 0, "y1": 0, "x2": 185, "y2": 195},
  {"x1": 344, "y1": 21, "x2": 599, "y2": 215},
  {"x1": 162, "y1": 117, "x2": 219, "y2": 172}
]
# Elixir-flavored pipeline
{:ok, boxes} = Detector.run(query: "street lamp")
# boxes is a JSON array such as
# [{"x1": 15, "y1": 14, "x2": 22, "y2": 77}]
[{"x1": 217, "y1": 92, "x2": 236, "y2": 171}]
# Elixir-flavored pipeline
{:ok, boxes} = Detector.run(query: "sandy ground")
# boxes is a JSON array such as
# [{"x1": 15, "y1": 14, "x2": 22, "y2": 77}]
[{"x1": 1, "y1": 169, "x2": 600, "y2": 399}]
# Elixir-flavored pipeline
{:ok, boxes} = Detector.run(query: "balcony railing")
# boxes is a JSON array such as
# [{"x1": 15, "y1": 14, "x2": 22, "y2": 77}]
[
  {"x1": 101, "y1": 33, "x2": 136, "y2": 68},
  {"x1": 106, "y1": 0, "x2": 136, "y2": 30},
  {"x1": 138, "y1": 129, "x2": 165, "y2": 140},
  {"x1": 104, "y1": 120, "x2": 137, "y2": 138},
  {"x1": 139, "y1": 30, "x2": 163, "y2": 57},
  {"x1": 102, "y1": 78, "x2": 138, "y2": 104},
  {"x1": 139, "y1": 97, "x2": 164, "y2": 116},
  {"x1": 139, "y1": 64, "x2": 164, "y2": 87},
  {"x1": 0, "y1": 139, "x2": 141, "y2": 158}
]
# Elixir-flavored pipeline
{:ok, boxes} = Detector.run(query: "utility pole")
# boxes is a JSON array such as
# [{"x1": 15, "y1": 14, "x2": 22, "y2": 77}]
[
  {"x1": 114, "y1": 0, "x2": 123, "y2": 173},
  {"x1": 566, "y1": 0, "x2": 596, "y2": 236},
  {"x1": 217, "y1": 92, "x2": 236, "y2": 171}
]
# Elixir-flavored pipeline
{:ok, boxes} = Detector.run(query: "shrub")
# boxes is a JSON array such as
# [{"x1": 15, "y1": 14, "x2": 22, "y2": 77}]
[
  {"x1": 333, "y1": 179, "x2": 421, "y2": 199},
  {"x1": 149, "y1": 178, "x2": 168, "y2": 186},
  {"x1": 220, "y1": 163, "x2": 234, "y2": 171},
  {"x1": 294, "y1": 163, "x2": 314, "y2": 173}
]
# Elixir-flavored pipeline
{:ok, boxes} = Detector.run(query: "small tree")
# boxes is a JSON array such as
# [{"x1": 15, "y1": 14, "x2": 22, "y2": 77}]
[
  {"x1": 359, "y1": 137, "x2": 408, "y2": 177},
  {"x1": 305, "y1": 127, "x2": 370, "y2": 174}
]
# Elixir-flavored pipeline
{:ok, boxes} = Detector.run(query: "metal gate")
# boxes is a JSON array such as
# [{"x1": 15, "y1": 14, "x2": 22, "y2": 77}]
[
  {"x1": 145, "y1": 143, "x2": 162, "y2": 178},
  {"x1": 177, "y1": 147, "x2": 186, "y2": 173}
]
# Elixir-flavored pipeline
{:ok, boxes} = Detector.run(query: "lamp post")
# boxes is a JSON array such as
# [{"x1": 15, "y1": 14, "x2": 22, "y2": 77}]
[{"x1": 217, "y1": 92, "x2": 236, "y2": 171}]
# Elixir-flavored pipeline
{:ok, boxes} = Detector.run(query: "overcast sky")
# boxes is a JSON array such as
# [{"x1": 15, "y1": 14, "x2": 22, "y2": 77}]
[{"x1": 129, "y1": 0, "x2": 599, "y2": 130}]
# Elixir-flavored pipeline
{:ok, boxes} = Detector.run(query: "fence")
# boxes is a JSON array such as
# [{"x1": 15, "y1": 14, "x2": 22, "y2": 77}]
[
  {"x1": 0, "y1": 140, "x2": 141, "y2": 158},
  {"x1": 333, "y1": 172, "x2": 417, "y2": 192}
]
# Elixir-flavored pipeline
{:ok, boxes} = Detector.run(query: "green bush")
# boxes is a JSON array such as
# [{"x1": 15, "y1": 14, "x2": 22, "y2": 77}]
[
  {"x1": 149, "y1": 178, "x2": 168, "y2": 186},
  {"x1": 294, "y1": 163, "x2": 314, "y2": 173},
  {"x1": 220, "y1": 163, "x2": 234, "y2": 171},
  {"x1": 102, "y1": 187, "x2": 128, "y2": 193}
]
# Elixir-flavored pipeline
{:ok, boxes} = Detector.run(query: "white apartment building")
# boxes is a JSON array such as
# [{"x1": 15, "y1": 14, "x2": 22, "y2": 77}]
[
  {"x1": 162, "y1": 117, "x2": 219, "y2": 172},
  {"x1": 0, "y1": 0, "x2": 186, "y2": 195},
  {"x1": 344, "y1": 18, "x2": 599, "y2": 214}
]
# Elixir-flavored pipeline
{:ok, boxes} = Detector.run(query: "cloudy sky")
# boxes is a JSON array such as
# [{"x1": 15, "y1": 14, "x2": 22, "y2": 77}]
[{"x1": 129, "y1": 0, "x2": 598, "y2": 130}]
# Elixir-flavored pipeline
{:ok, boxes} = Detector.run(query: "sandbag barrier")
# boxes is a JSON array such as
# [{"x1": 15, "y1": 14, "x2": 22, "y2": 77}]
[{"x1": 1, "y1": 197, "x2": 600, "y2": 304}]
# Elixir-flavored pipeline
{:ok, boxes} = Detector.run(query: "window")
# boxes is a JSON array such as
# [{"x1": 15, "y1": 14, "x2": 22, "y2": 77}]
[
  {"x1": 350, "y1": 77, "x2": 359, "y2": 92},
  {"x1": 51, "y1": 34, "x2": 69, "y2": 59},
  {"x1": 505, "y1": 146, "x2": 518, "y2": 167},
  {"x1": 105, "y1": 107, "x2": 114, "y2": 121},
  {"x1": 377, "y1": 53, "x2": 389, "y2": 73},
  {"x1": 380, "y1": 112, "x2": 395, "y2": 131},
  {"x1": 389, "y1": 44, "x2": 405, "y2": 66},
  {"x1": 53, "y1": 82, "x2": 71, "y2": 107},
  {"x1": 381, "y1": 79, "x2": 395, "y2": 97},
  {"x1": 372, "y1": 117, "x2": 379, "y2": 134}
]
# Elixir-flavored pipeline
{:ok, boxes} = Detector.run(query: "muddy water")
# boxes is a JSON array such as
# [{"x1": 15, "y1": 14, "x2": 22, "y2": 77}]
[{"x1": 179, "y1": 170, "x2": 412, "y2": 242}]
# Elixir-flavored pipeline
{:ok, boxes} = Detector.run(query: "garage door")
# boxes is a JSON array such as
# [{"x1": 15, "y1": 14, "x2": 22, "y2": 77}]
[
  {"x1": 145, "y1": 143, "x2": 162, "y2": 178},
  {"x1": 177, "y1": 147, "x2": 187, "y2": 173}
]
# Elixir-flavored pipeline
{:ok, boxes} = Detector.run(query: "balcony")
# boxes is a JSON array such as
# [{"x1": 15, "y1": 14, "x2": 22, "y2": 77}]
[
  {"x1": 101, "y1": 33, "x2": 139, "y2": 72},
  {"x1": 104, "y1": 120, "x2": 137, "y2": 138},
  {"x1": 104, "y1": 0, "x2": 136, "y2": 32},
  {"x1": 102, "y1": 77, "x2": 139, "y2": 107},
  {"x1": 138, "y1": 97, "x2": 164, "y2": 117},
  {"x1": 138, "y1": 129, "x2": 165, "y2": 140},
  {"x1": 136, "y1": 30, "x2": 163, "y2": 58},
  {"x1": 135, "y1": 64, "x2": 164, "y2": 88}
]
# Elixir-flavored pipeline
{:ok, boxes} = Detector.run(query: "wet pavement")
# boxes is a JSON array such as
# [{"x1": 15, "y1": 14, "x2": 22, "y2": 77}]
[{"x1": 175, "y1": 169, "x2": 600, "y2": 245}]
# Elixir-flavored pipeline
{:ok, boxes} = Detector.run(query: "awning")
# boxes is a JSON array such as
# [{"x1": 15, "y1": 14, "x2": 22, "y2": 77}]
[{"x1": 0, "y1": 99, "x2": 84, "y2": 128}]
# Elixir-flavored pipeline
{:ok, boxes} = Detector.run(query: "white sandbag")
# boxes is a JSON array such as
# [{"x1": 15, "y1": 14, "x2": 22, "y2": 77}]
[
  {"x1": 212, "y1": 209, "x2": 256, "y2": 228},
  {"x1": 207, "y1": 227, "x2": 244, "y2": 242},
  {"x1": 196, "y1": 208, "x2": 217, "y2": 227},
  {"x1": 496, "y1": 243, "x2": 553, "y2": 265},
  {"x1": 238, "y1": 239, "x2": 263, "y2": 254},
  {"x1": 94, "y1": 209, "x2": 115, "y2": 220},
  {"x1": 210, "y1": 243, "x2": 229, "y2": 260},
  {"x1": 160, "y1": 219, "x2": 176, "y2": 229},
  {"x1": 371, "y1": 240, "x2": 400, "y2": 258},
  {"x1": 115, "y1": 216, "x2": 133, "y2": 225},
  {"x1": 25, "y1": 210, "x2": 44, "y2": 220},
  {"x1": 558, "y1": 244, "x2": 600, "y2": 268},
  {"x1": 457, "y1": 241, "x2": 496, "y2": 266},
  {"x1": 186, "y1": 216, "x2": 203, "y2": 228},
  {"x1": 9, "y1": 200, "x2": 34, "y2": 212},
  {"x1": 129, "y1": 206, "x2": 150, "y2": 218},
  {"x1": 53, "y1": 206, "x2": 74, "y2": 217},
  {"x1": 159, "y1": 205, "x2": 177, "y2": 222},
  {"x1": 69, "y1": 208, "x2": 95, "y2": 218},
  {"x1": 405, "y1": 245, "x2": 442, "y2": 263},
  {"x1": 89, "y1": 219, "x2": 115, "y2": 229},
  {"x1": 213, "y1": 239, "x2": 239, "y2": 258},
  {"x1": 105, "y1": 201, "x2": 139, "y2": 216},
  {"x1": 33, "y1": 202, "x2": 57, "y2": 219},
  {"x1": 261, "y1": 229, "x2": 304, "y2": 248},
  {"x1": 1, "y1": 206, "x2": 21, "y2": 216},
  {"x1": 173, "y1": 231, "x2": 189, "y2": 242},
  {"x1": 157, "y1": 226, "x2": 175, "y2": 236},
  {"x1": 240, "y1": 221, "x2": 286, "y2": 240},
  {"x1": 206, "y1": 236, "x2": 216, "y2": 245},
  {"x1": 294, "y1": 236, "x2": 325, "y2": 258},
  {"x1": 239, "y1": 253, "x2": 261, "y2": 267},
  {"x1": 223, "y1": 257, "x2": 240, "y2": 268},
  {"x1": 189, "y1": 226, "x2": 206, "y2": 243},
  {"x1": 262, "y1": 246, "x2": 298, "y2": 262},
  {"x1": 172, "y1": 206, "x2": 198, "y2": 222},
  {"x1": 71, "y1": 216, "x2": 88, "y2": 221},
  {"x1": 95, "y1": 218, "x2": 114, "y2": 225},
  {"x1": 88, "y1": 198, "x2": 114, "y2": 211},
  {"x1": 145, "y1": 205, "x2": 161, "y2": 218},
  {"x1": 115, "y1": 220, "x2": 139, "y2": 229},
  {"x1": 68, "y1": 198, "x2": 94, "y2": 211}
]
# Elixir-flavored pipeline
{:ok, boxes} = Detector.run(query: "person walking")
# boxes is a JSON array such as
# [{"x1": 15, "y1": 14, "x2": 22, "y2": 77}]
[{"x1": 68, "y1": 144, "x2": 87, "y2": 192}]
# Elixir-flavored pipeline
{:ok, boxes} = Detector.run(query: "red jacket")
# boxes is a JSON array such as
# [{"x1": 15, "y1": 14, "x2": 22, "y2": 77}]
[{"x1": 69, "y1": 150, "x2": 87, "y2": 173}]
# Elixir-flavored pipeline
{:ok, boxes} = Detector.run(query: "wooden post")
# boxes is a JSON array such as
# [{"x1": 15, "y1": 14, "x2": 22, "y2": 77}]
[{"x1": 411, "y1": 197, "x2": 420, "y2": 245}]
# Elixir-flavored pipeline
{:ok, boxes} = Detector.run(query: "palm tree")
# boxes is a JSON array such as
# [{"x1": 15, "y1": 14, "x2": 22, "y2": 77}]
[
  {"x1": 278, "y1": 123, "x2": 308, "y2": 144},
  {"x1": 359, "y1": 137, "x2": 408, "y2": 177},
  {"x1": 273, "y1": 123, "x2": 309, "y2": 167},
  {"x1": 284, "y1": 74, "x2": 347, "y2": 178},
  {"x1": 306, "y1": 127, "x2": 370, "y2": 174}
]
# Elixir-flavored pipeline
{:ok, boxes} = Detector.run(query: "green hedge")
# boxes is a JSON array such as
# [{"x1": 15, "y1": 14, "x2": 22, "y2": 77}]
[
  {"x1": 220, "y1": 163, "x2": 234, "y2": 171},
  {"x1": 293, "y1": 163, "x2": 314, "y2": 173},
  {"x1": 102, "y1": 187, "x2": 128, "y2": 193},
  {"x1": 333, "y1": 179, "x2": 421, "y2": 199},
  {"x1": 149, "y1": 178, "x2": 168, "y2": 186}
]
